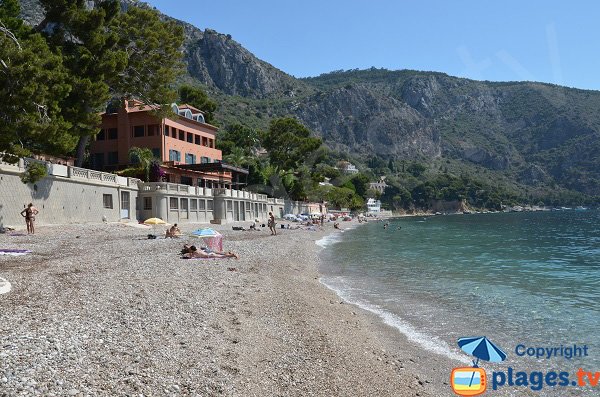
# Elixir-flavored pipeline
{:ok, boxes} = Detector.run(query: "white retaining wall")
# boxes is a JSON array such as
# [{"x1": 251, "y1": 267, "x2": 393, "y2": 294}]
[{"x1": 0, "y1": 159, "x2": 139, "y2": 228}]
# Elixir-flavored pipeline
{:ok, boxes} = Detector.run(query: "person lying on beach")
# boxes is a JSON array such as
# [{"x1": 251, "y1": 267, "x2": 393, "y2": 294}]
[
  {"x1": 165, "y1": 224, "x2": 182, "y2": 238},
  {"x1": 182, "y1": 245, "x2": 239, "y2": 259},
  {"x1": 333, "y1": 222, "x2": 341, "y2": 230}
]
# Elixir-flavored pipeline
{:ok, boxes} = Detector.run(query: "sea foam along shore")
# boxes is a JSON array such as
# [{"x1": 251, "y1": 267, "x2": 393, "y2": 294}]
[
  {"x1": 0, "y1": 220, "x2": 450, "y2": 396},
  {"x1": 316, "y1": 220, "x2": 470, "y2": 365}
]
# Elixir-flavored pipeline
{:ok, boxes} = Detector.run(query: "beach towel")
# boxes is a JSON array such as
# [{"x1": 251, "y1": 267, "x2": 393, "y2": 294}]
[
  {"x1": 9, "y1": 233, "x2": 27, "y2": 237},
  {"x1": 0, "y1": 277, "x2": 11, "y2": 294},
  {"x1": 0, "y1": 249, "x2": 31, "y2": 256},
  {"x1": 182, "y1": 256, "x2": 232, "y2": 260}
]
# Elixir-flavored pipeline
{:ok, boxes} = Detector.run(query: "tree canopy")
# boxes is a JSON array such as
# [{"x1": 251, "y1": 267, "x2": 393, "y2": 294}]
[
  {"x1": 0, "y1": 0, "x2": 184, "y2": 165},
  {"x1": 262, "y1": 117, "x2": 322, "y2": 173},
  {"x1": 0, "y1": 0, "x2": 72, "y2": 159}
]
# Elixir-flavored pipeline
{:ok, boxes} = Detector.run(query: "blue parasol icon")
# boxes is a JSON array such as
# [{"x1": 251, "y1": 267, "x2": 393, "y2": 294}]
[{"x1": 458, "y1": 336, "x2": 507, "y2": 386}]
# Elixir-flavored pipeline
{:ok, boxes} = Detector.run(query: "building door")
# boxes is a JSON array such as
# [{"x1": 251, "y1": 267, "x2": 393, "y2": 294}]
[
  {"x1": 180, "y1": 198, "x2": 188, "y2": 219},
  {"x1": 120, "y1": 191, "x2": 130, "y2": 219}
]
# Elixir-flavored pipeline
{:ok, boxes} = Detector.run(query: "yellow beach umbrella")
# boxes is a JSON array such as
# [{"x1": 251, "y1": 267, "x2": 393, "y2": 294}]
[
  {"x1": 143, "y1": 218, "x2": 169, "y2": 235},
  {"x1": 143, "y1": 217, "x2": 167, "y2": 225}
]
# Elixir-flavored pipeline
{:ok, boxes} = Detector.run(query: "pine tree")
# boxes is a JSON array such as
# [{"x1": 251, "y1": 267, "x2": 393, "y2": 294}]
[{"x1": 0, "y1": 0, "x2": 72, "y2": 160}]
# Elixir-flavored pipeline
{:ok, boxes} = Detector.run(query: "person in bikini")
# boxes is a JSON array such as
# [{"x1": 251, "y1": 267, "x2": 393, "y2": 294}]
[{"x1": 20, "y1": 203, "x2": 39, "y2": 234}]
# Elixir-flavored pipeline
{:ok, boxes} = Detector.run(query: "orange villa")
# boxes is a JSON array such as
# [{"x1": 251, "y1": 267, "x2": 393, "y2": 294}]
[{"x1": 90, "y1": 99, "x2": 247, "y2": 189}]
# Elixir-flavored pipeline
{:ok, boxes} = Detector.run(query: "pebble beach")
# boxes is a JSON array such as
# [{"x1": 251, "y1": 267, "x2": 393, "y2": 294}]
[{"x1": 0, "y1": 221, "x2": 452, "y2": 396}]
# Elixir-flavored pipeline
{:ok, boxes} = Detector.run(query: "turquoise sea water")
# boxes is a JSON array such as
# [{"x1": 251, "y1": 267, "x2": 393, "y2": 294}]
[{"x1": 319, "y1": 210, "x2": 600, "y2": 375}]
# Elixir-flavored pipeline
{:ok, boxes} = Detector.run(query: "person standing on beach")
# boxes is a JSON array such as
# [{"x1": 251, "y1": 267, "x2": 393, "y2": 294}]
[
  {"x1": 268, "y1": 212, "x2": 277, "y2": 235},
  {"x1": 20, "y1": 203, "x2": 39, "y2": 234}
]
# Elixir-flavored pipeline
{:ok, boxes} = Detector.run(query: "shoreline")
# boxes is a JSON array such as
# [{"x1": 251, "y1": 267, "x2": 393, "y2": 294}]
[{"x1": 1, "y1": 221, "x2": 448, "y2": 396}]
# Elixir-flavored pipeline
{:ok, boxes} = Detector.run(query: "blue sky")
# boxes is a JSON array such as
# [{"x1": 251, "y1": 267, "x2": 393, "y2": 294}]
[{"x1": 145, "y1": 0, "x2": 600, "y2": 90}]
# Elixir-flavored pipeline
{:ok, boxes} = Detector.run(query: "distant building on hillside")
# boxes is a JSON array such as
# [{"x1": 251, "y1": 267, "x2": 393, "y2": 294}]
[
  {"x1": 318, "y1": 177, "x2": 333, "y2": 187},
  {"x1": 90, "y1": 99, "x2": 247, "y2": 189},
  {"x1": 336, "y1": 160, "x2": 359, "y2": 175},
  {"x1": 369, "y1": 176, "x2": 388, "y2": 194}
]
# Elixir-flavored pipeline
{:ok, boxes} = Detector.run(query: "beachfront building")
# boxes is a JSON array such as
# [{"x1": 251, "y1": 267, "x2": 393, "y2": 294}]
[
  {"x1": 90, "y1": 99, "x2": 244, "y2": 189},
  {"x1": 366, "y1": 198, "x2": 382, "y2": 214}
]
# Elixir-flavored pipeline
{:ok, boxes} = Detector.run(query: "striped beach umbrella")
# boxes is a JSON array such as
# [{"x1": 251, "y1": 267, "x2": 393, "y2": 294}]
[
  {"x1": 458, "y1": 336, "x2": 507, "y2": 363},
  {"x1": 458, "y1": 336, "x2": 507, "y2": 387}
]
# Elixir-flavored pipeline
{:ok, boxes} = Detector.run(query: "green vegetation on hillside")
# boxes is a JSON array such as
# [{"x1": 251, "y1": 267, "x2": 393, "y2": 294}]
[{"x1": 1, "y1": 0, "x2": 184, "y2": 166}]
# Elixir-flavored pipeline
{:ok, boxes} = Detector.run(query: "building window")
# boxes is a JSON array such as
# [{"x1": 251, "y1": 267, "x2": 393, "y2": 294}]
[
  {"x1": 164, "y1": 125, "x2": 169, "y2": 136},
  {"x1": 180, "y1": 176, "x2": 193, "y2": 186},
  {"x1": 208, "y1": 139, "x2": 214, "y2": 148},
  {"x1": 202, "y1": 137, "x2": 208, "y2": 146},
  {"x1": 190, "y1": 199, "x2": 197, "y2": 211},
  {"x1": 143, "y1": 197, "x2": 152, "y2": 210},
  {"x1": 96, "y1": 129, "x2": 105, "y2": 141},
  {"x1": 195, "y1": 135, "x2": 200, "y2": 145},
  {"x1": 151, "y1": 148, "x2": 160, "y2": 158},
  {"x1": 107, "y1": 128, "x2": 118, "y2": 139},
  {"x1": 185, "y1": 153, "x2": 196, "y2": 164},
  {"x1": 199, "y1": 200, "x2": 206, "y2": 210},
  {"x1": 169, "y1": 149, "x2": 181, "y2": 162},
  {"x1": 148, "y1": 125, "x2": 158, "y2": 136},
  {"x1": 103, "y1": 194, "x2": 113, "y2": 209},
  {"x1": 201, "y1": 156, "x2": 211, "y2": 164},
  {"x1": 178, "y1": 130, "x2": 185, "y2": 141},
  {"x1": 107, "y1": 151, "x2": 118, "y2": 165},
  {"x1": 180, "y1": 198, "x2": 188, "y2": 211},
  {"x1": 93, "y1": 153, "x2": 104, "y2": 169},
  {"x1": 187, "y1": 133, "x2": 193, "y2": 143},
  {"x1": 171, "y1": 128, "x2": 177, "y2": 138},
  {"x1": 169, "y1": 197, "x2": 178, "y2": 210},
  {"x1": 207, "y1": 200, "x2": 213, "y2": 210},
  {"x1": 226, "y1": 201, "x2": 233, "y2": 211},
  {"x1": 133, "y1": 125, "x2": 145, "y2": 137}
]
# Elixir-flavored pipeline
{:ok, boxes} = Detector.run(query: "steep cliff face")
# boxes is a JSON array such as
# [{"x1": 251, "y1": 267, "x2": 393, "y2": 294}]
[
  {"x1": 294, "y1": 83, "x2": 441, "y2": 158},
  {"x1": 184, "y1": 30, "x2": 306, "y2": 99}
]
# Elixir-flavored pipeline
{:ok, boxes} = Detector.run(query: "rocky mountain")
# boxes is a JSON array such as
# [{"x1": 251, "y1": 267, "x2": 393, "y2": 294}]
[
  {"x1": 184, "y1": 29, "x2": 307, "y2": 99},
  {"x1": 16, "y1": 0, "x2": 600, "y2": 197},
  {"x1": 180, "y1": 30, "x2": 600, "y2": 196}
]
